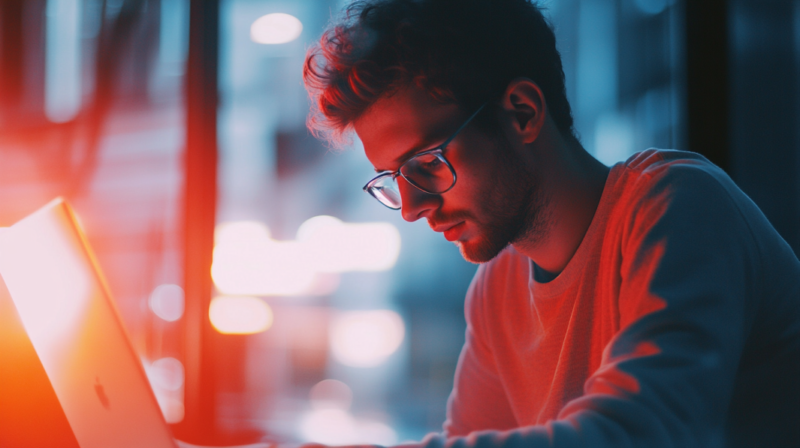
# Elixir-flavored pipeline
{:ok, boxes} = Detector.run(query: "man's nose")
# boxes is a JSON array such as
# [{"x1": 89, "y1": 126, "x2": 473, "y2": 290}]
[{"x1": 398, "y1": 177, "x2": 440, "y2": 222}]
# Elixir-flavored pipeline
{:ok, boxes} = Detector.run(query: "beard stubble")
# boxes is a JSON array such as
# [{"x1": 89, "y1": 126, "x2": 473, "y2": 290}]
[{"x1": 454, "y1": 135, "x2": 550, "y2": 263}]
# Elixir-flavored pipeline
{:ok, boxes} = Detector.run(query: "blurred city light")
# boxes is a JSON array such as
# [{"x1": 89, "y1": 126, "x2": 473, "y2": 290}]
[
  {"x1": 250, "y1": 13, "x2": 303, "y2": 45},
  {"x1": 354, "y1": 419, "x2": 398, "y2": 446},
  {"x1": 148, "y1": 284, "x2": 185, "y2": 322},
  {"x1": 209, "y1": 296, "x2": 273, "y2": 334},
  {"x1": 299, "y1": 409, "x2": 398, "y2": 446},
  {"x1": 45, "y1": 0, "x2": 82, "y2": 122},
  {"x1": 303, "y1": 273, "x2": 342, "y2": 297},
  {"x1": 309, "y1": 379, "x2": 353, "y2": 410},
  {"x1": 330, "y1": 310, "x2": 405, "y2": 368},
  {"x1": 297, "y1": 215, "x2": 402, "y2": 272},
  {"x1": 594, "y1": 112, "x2": 635, "y2": 166},
  {"x1": 299, "y1": 409, "x2": 356, "y2": 445},
  {"x1": 148, "y1": 357, "x2": 184, "y2": 391},
  {"x1": 211, "y1": 218, "x2": 400, "y2": 296},
  {"x1": 212, "y1": 221, "x2": 317, "y2": 296},
  {"x1": 215, "y1": 221, "x2": 271, "y2": 245},
  {"x1": 212, "y1": 238, "x2": 317, "y2": 296},
  {"x1": 634, "y1": 0, "x2": 674, "y2": 15},
  {"x1": 157, "y1": 396, "x2": 185, "y2": 424},
  {"x1": 142, "y1": 357, "x2": 185, "y2": 424}
]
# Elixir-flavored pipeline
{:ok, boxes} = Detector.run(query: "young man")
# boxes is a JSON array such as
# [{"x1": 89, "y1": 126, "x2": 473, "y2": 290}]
[{"x1": 304, "y1": 0, "x2": 800, "y2": 446}]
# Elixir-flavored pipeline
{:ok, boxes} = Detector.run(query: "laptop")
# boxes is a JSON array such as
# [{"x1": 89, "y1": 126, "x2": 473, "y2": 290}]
[
  {"x1": 0, "y1": 198, "x2": 270, "y2": 448},
  {"x1": 0, "y1": 198, "x2": 178, "y2": 448},
  {"x1": 0, "y1": 262, "x2": 80, "y2": 447}
]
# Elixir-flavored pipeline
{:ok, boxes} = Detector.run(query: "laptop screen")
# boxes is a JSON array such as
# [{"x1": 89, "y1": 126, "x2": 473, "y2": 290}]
[{"x1": 0, "y1": 199, "x2": 176, "y2": 448}]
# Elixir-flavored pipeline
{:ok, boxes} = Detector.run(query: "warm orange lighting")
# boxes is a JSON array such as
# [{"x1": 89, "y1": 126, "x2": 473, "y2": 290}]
[
  {"x1": 250, "y1": 13, "x2": 303, "y2": 45},
  {"x1": 297, "y1": 215, "x2": 401, "y2": 272},
  {"x1": 209, "y1": 296, "x2": 273, "y2": 334},
  {"x1": 148, "y1": 284, "x2": 184, "y2": 322},
  {"x1": 330, "y1": 310, "x2": 405, "y2": 368}
]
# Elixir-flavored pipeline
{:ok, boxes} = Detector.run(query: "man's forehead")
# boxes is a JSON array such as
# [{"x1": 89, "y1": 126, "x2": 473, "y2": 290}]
[{"x1": 354, "y1": 86, "x2": 461, "y2": 170}]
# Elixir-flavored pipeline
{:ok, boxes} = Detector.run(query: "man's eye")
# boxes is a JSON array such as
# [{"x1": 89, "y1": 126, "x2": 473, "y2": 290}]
[{"x1": 421, "y1": 157, "x2": 442, "y2": 170}]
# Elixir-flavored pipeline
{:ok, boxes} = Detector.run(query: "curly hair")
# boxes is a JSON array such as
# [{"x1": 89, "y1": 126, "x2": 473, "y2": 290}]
[{"x1": 304, "y1": 0, "x2": 575, "y2": 146}]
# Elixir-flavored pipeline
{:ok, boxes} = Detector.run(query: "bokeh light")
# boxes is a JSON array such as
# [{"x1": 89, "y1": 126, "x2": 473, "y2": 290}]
[
  {"x1": 330, "y1": 310, "x2": 405, "y2": 368},
  {"x1": 299, "y1": 409, "x2": 398, "y2": 446},
  {"x1": 309, "y1": 379, "x2": 353, "y2": 410},
  {"x1": 157, "y1": 396, "x2": 185, "y2": 424},
  {"x1": 250, "y1": 13, "x2": 303, "y2": 45},
  {"x1": 297, "y1": 215, "x2": 402, "y2": 272},
  {"x1": 148, "y1": 284, "x2": 184, "y2": 322},
  {"x1": 634, "y1": 0, "x2": 674, "y2": 15},
  {"x1": 215, "y1": 221, "x2": 271, "y2": 246},
  {"x1": 209, "y1": 296, "x2": 273, "y2": 334},
  {"x1": 144, "y1": 356, "x2": 186, "y2": 423},
  {"x1": 211, "y1": 221, "x2": 317, "y2": 296},
  {"x1": 212, "y1": 238, "x2": 317, "y2": 296},
  {"x1": 147, "y1": 357, "x2": 184, "y2": 391},
  {"x1": 211, "y1": 218, "x2": 400, "y2": 296},
  {"x1": 45, "y1": 0, "x2": 82, "y2": 122}
]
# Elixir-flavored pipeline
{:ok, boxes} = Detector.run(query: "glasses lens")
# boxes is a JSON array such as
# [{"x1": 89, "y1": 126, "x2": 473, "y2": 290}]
[
  {"x1": 401, "y1": 152, "x2": 455, "y2": 193},
  {"x1": 367, "y1": 175, "x2": 402, "y2": 209}
]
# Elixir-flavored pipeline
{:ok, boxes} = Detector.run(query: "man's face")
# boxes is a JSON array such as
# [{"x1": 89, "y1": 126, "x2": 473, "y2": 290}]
[{"x1": 354, "y1": 86, "x2": 548, "y2": 263}]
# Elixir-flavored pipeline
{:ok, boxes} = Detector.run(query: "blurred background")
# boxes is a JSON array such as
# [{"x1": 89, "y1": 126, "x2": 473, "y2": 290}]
[{"x1": 0, "y1": 0, "x2": 798, "y2": 445}]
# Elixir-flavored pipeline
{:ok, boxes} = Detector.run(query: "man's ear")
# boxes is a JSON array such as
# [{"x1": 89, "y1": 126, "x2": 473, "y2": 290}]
[{"x1": 500, "y1": 78, "x2": 547, "y2": 144}]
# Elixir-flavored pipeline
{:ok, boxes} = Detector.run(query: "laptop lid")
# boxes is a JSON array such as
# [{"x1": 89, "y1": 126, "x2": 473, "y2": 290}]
[
  {"x1": 0, "y1": 198, "x2": 176, "y2": 448},
  {"x1": 0, "y1": 269, "x2": 80, "y2": 448}
]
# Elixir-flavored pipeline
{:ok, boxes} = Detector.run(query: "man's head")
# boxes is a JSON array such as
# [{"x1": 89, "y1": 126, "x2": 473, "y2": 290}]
[
  {"x1": 304, "y1": 0, "x2": 574, "y2": 143},
  {"x1": 304, "y1": 0, "x2": 574, "y2": 262}
]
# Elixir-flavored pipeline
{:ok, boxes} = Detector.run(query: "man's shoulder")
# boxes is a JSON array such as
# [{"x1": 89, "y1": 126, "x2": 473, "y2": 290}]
[
  {"x1": 621, "y1": 148, "x2": 723, "y2": 180},
  {"x1": 615, "y1": 148, "x2": 790, "y2": 269},
  {"x1": 613, "y1": 148, "x2": 736, "y2": 208}
]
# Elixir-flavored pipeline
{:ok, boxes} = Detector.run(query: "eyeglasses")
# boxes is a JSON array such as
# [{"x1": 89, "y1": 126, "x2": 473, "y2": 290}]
[{"x1": 362, "y1": 103, "x2": 487, "y2": 210}]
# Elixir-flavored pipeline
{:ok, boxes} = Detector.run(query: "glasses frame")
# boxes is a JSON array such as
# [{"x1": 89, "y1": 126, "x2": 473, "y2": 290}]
[{"x1": 363, "y1": 102, "x2": 488, "y2": 210}]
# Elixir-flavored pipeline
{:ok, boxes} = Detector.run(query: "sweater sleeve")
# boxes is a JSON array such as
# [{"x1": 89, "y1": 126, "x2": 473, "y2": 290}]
[
  {"x1": 443, "y1": 264, "x2": 519, "y2": 437},
  {"x1": 402, "y1": 159, "x2": 765, "y2": 448}
]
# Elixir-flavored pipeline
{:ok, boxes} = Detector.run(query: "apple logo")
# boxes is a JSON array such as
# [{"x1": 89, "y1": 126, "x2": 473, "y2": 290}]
[{"x1": 94, "y1": 377, "x2": 111, "y2": 410}]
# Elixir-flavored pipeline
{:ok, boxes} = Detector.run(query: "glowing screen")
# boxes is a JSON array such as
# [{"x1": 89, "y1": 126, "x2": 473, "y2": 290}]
[{"x1": 0, "y1": 206, "x2": 91, "y2": 364}]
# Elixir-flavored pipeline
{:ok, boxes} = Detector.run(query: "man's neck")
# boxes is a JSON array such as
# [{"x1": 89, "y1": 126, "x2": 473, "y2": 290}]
[{"x1": 512, "y1": 139, "x2": 610, "y2": 276}]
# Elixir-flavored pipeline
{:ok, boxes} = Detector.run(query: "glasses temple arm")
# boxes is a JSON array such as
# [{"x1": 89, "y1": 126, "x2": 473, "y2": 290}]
[{"x1": 439, "y1": 102, "x2": 489, "y2": 148}]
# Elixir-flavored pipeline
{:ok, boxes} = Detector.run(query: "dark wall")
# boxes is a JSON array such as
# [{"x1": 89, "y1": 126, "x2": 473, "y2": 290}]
[{"x1": 729, "y1": 0, "x2": 800, "y2": 255}]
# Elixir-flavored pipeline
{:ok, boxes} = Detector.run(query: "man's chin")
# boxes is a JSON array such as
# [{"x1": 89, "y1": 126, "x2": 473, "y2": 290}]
[{"x1": 455, "y1": 238, "x2": 508, "y2": 264}]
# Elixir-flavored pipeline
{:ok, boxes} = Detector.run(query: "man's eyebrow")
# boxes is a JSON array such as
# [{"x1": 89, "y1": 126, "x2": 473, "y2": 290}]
[{"x1": 372, "y1": 136, "x2": 447, "y2": 173}]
